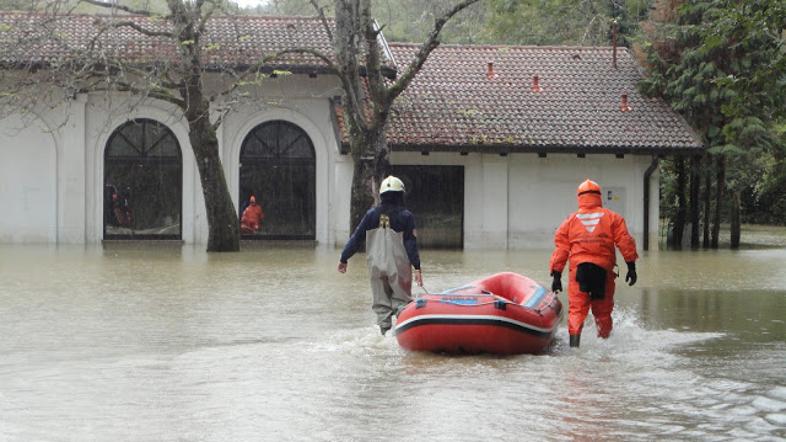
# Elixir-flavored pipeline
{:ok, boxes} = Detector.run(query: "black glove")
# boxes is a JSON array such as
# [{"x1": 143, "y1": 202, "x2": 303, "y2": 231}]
[
  {"x1": 550, "y1": 271, "x2": 562, "y2": 293},
  {"x1": 625, "y1": 261, "x2": 637, "y2": 286}
]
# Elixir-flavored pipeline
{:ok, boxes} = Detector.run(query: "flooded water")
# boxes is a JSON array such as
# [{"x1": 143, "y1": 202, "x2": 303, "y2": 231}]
[{"x1": 1, "y1": 241, "x2": 785, "y2": 441}]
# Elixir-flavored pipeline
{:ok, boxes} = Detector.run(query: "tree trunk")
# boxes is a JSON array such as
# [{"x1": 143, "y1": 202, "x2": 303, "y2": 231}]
[
  {"x1": 671, "y1": 156, "x2": 686, "y2": 250},
  {"x1": 730, "y1": 190, "x2": 741, "y2": 249},
  {"x1": 188, "y1": 110, "x2": 240, "y2": 252},
  {"x1": 172, "y1": 3, "x2": 239, "y2": 252},
  {"x1": 349, "y1": 157, "x2": 376, "y2": 233},
  {"x1": 702, "y1": 154, "x2": 711, "y2": 249},
  {"x1": 348, "y1": 130, "x2": 388, "y2": 232},
  {"x1": 333, "y1": 0, "x2": 478, "y2": 235},
  {"x1": 711, "y1": 155, "x2": 725, "y2": 249},
  {"x1": 689, "y1": 155, "x2": 701, "y2": 249}
]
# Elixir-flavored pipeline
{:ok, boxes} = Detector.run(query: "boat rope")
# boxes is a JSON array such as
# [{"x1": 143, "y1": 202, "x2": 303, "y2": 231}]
[{"x1": 416, "y1": 292, "x2": 556, "y2": 311}]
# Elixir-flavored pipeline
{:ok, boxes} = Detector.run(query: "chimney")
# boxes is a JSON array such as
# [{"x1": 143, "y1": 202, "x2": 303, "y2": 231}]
[
  {"x1": 486, "y1": 61, "x2": 496, "y2": 80},
  {"x1": 531, "y1": 74, "x2": 542, "y2": 92},
  {"x1": 611, "y1": 19, "x2": 619, "y2": 69},
  {"x1": 620, "y1": 94, "x2": 631, "y2": 112}
]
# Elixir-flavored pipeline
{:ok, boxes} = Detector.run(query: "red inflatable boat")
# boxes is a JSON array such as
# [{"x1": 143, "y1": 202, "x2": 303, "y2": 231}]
[{"x1": 395, "y1": 272, "x2": 562, "y2": 355}]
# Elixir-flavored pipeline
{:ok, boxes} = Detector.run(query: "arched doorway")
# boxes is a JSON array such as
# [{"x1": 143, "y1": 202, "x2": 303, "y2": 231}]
[
  {"x1": 104, "y1": 119, "x2": 182, "y2": 239},
  {"x1": 239, "y1": 120, "x2": 316, "y2": 239}
]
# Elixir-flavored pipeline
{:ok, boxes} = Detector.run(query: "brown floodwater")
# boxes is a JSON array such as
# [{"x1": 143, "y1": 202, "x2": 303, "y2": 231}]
[{"x1": 0, "y1": 239, "x2": 784, "y2": 440}]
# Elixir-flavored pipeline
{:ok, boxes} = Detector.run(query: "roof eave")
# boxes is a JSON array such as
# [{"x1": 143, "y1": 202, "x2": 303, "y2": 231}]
[
  {"x1": 204, "y1": 63, "x2": 336, "y2": 75},
  {"x1": 388, "y1": 143, "x2": 705, "y2": 155}
]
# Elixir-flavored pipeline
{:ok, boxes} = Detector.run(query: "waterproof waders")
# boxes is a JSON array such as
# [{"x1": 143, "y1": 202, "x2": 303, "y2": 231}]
[{"x1": 366, "y1": 214, "x2": 413, "y2": 335}]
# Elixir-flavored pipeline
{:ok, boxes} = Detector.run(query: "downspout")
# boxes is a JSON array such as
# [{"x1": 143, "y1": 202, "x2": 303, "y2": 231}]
[
  {"x1": 643, "y1": 155, "x2": 659, "y2": 251},
  {"x1": 506, "y1": 155, "x2": 510, "y2": 250}
]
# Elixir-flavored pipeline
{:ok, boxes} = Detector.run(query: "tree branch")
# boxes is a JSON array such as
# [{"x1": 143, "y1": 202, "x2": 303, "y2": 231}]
[
  {"x1": 98, "y1": 19, "x2": 175, "y2": 39},
  {"x1": 309, "y1": 0, "x2": 334, "y2": 44},
  {"x1": 208, "y1": 47, "x2": 333, "y2": 103},
  {"x1": 332, "y1": 1, "x2": 368, "y2": 133},
  {"x1": 74, "y1": 79, "x2": 186, "y2": 108},
  {"x1": 362, "y1": 1, "x2": 386, "y2": 127},
  {"x1": 267, "y1": 48, "x2": 368, "y2": 124},
  {"x1": 198, "y1": 0, "x2": 224, "y2": 32},
  {"x1": 273, "y1": 47, "x2": 336, "y2": 71},
  {"x1": 80, "y1": 0, "x2": 153, "y2": 16},
  {"x1": 387, "y1": 0, "x2": 479, "y2": 102}
]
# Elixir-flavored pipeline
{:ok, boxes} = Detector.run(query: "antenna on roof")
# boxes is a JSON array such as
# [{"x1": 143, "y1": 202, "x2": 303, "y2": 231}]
[
  {"x1": 373, "y1": 19, "x2": 397, "y2": 67},
  {"x1": 611, "y1": 19, "x2": 619, "y2": 69}
]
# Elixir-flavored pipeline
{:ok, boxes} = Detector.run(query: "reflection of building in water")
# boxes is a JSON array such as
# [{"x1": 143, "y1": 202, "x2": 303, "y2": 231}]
[{"x1": 0, "y1": 14, "x2": 702, "y2": 247}]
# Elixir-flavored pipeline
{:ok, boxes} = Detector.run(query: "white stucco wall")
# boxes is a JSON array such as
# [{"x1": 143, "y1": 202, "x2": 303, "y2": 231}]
[
  {"x1": 0, "y1": 113, "x2": 57, "y2": 243},
  {"x1": 0, "y1": 76, "x2": 659, "y2": 250},
  {"x1": 388, "y1": 151, "x2": 659, "y2": 251},
  {"x1": 0, "y1": 75, "x2": 345, "y2": 245},
  {"x1": 507, "y1": 154, "x2": 652, "y2": 249}
]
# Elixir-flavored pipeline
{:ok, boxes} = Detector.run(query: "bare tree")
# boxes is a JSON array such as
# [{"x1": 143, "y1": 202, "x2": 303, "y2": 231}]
[
  {"x1": 0, "y1": 0, "x2": 324, "y2": 251},
  {"x1": 291, "y1": 0, "x2": 480, "y2": 229}
]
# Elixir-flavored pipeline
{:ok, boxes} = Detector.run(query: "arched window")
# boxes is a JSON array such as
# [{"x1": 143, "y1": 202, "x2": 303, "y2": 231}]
[
  {"x1": 239, "y1": 120, "x2": 316, "y2": 239},
  {"x1": 104, "y1": 119, "x2": 182, "y2": 239}
]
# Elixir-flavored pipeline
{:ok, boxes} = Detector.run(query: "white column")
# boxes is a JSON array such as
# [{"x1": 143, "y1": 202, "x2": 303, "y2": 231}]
[
  {"x1": 333, "y1": 156, "x2": 354, "y2": 247},
  {"x1": 58, "y1": 95, "x2": 87, "y2": 243},
  {"x1": 480, "y1": 154, "x2": 509, "y2": 249}
]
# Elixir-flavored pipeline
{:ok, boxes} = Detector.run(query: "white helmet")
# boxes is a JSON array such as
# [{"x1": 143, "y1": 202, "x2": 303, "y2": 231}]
[{"x1": 379, "y1": 175, "x2": 405, "y2": 195}]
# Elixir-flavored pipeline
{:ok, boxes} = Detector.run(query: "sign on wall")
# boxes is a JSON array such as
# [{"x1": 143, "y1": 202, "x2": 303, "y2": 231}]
[{"x1": 605, "y1": 186, "x2": 626, "y2": 218}]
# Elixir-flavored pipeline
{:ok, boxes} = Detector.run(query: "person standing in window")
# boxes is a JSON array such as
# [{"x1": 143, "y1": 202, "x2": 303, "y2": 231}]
[
  {"x1": 240, "y1": 195, "x2": 265, "y2": 234},
  {"x1": 337, "y1": 176, "x2": 424, "y2": 336},
  {"x1": 112, "y1": 186, "x2": 133, "y2": 228}
]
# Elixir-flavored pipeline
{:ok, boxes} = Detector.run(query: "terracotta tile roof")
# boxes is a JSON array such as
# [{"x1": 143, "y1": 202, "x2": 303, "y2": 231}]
[
  {"x1": 379, "y1": 43, "x2": 702, "y2": 153},
  {"x1": 0, "y1": 12, "x2": 701, "y2": 153},
  {"x1": 0, "y1": 12, "x2": 335, "y2": 70}
]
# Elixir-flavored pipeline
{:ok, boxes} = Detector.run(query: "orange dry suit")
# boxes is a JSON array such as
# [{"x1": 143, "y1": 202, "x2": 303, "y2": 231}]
[
  {"x1": 548, "y1": 181, "x2": 638, "y2": 338},
  {"x1": 240, "y1": 201, "x2": 265, "y2": 233}
]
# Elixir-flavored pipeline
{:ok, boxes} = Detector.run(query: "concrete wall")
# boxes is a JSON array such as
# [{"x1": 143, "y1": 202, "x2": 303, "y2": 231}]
[
  {"x1": 0, "y1": 75, "x2": 345, "y2": 245},
  {"x1": 0, "y1": 76, "x2": 659, "y2": 250},
  {"x1": 388, "y1": 151, "x2": 659, "y2": 251},
  {"x1": 0, "y1": 113, "x2": 57, "y2": 243}
]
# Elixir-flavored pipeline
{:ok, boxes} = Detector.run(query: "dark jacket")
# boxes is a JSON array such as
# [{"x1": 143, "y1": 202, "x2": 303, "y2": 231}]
[{"x1": 340, "y1": 204, "x2": 421, "y2": 270}]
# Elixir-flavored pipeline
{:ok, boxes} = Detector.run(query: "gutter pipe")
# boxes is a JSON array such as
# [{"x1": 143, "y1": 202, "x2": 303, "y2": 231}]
[{"x1": 643, "y1": 156, "x2": 659, "y2": 251}]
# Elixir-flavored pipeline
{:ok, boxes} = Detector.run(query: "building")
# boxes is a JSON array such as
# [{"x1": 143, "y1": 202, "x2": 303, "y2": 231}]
[{"x1": 0, "y1": 13, "x2": 702, "y2": 249}]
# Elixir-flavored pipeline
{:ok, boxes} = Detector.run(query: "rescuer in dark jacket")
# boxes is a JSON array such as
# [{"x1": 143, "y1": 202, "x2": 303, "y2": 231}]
[{"x1": 338, "y1": 176, "x2": 423, "y2": 335}]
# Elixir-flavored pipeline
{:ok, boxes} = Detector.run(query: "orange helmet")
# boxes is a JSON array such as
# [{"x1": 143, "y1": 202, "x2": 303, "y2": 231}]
[
  {"x1": 577, "y1": 179, "x2": 601, "y2": 196},
  {"x1": 249, "y1": 195, "x2": 256, "y2": 203}
]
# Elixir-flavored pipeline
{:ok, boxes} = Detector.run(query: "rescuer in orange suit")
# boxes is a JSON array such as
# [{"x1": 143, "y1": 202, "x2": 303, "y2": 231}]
[
  {"x1": 240, "y1": 195, "x2": 265, "y2": 234},
  {"x1": 548, "y1": 179, "x2": 638, "y2": 348}
]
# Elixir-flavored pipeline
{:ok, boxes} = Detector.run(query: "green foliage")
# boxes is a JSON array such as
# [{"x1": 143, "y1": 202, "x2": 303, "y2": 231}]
[
  {"x1": 3, "y1": 0, "x2": 236, "y2": 15},
  {"x1": 72, "y1": 0, "x2": 170, "y2": 14},
  {"x1": 244, "y1": 0, "x2": 487, "y2": 43},
  {"x1": 482, "y1": 0, "x2": 651, "y2": 46},
  {"x1": 643, "y1": 1, "x2": 786, "y2": 150},
  {"x1": 0, "y1": 1, "x2": 46, "y2": 11},
  {"x1": 738, "y1": 121, "x2": 786, "y2": 224},
  {"x1": 244, "y1": 0, "x2": 315, "y2": 16},
  {"x1": 246, "y1": 0, "x2": 645, "y2": 45},
  {"x1": 642, "y1": 0, "x2": 786, "y2": 225}
]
